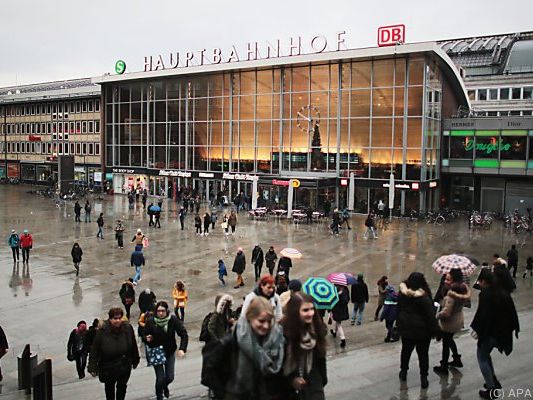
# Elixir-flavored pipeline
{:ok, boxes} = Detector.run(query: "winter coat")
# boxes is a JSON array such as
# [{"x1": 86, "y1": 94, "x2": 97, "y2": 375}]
[
  {"x1": 195, "y1": 215, "x2": 202, "y2": 227},
  {"x1": 377, "y1": 284, "x2": 387, "y2": 307},
  {"x1": 74, "y1": 202, "x2": 81, "y2": 215},
  {"x1": 397, "y1": 283, "x2": 438, "y2": 341},
  {"x1": 251, "y1": 246, "x2": 264, "y2": 268},
  {"x1": 119, "y1": 281, "x2": 135, "y2": 305},
  {"x1": 172, "y1": 288, "x2": 188, "y2": 308},
  {"x1": 437, "y1": 286, "x2": 471, "y2": 333},
  {"x1": 350, "y1": 281, "x2": 369, "y2": 303},
  {"x1": 203, "y1": 214, "x2": 211, "y2": 229},
  {"x1": 228, "y1": 213, "x2": 237, "y2": 227},
  {"x1": 144, "y1": 314, "x2": 188, "y2": 356},
  {"x1": 97, "y1": 216, "x2": 104, "y2": 227},
  {"x1": 8, "y1": 234, "x2": 20, "y2": 248},
  {"x1": 131, "y1": 233, "x2": 144, "y2": 245},
  {"x1": 506, "y1": 248, "x2": 518, "y2": 266},
  {"x1": 265, "y1": 250, "x2": 277, "y2": 269},
  {"x1": 19, "y1": 234, "x2": 33, "y2": 249},
  {"x1": 71, "y1": 246, "x2": 83, "y2": 263},
  {"x1": 277, "y1": 257, "x2": 292, "y2": 274},
  {"x1": 241, "y1": 286, "x2": 282, "y2": 322},
  {"x1": 67, "y1": 329, "x2": 88, "y2": 359},
  {"x1": 85, "y1": 203, "x2": 91, "y2": 213},
  {"x1": 130, "y1": 250, "x2": 145, "y2": 267},
  {"x1": 207, "y1": 294, "x2": 234, "y2": 343},
  {"x1": 232, "y1": 251, "x2": 246, "y2": 275},
  {"x1": 331, "y1": 286, "x2": 350, "y2": 322},
  {"x1": 471, "y1": 286, "x2": 520, "y2": 355},
  {"x1": 87, "y1": 321, "x2": 139, "y2": 381},
  {"x1": 138, "y1": 291, "x2": 156, "y2": 313}
]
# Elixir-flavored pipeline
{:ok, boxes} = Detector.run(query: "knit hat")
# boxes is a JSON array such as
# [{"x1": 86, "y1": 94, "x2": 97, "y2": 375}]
[
  {"x1": 137, "y1": 228, "x2": 142, "y2": 233},
  {"x1": 288, "y1": 279, "x2": 302, "y2": 291}
]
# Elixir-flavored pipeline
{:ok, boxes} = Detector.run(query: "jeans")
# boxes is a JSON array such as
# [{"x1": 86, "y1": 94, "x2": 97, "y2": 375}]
[
  {"x1": 117, "y1": 233, "x2": 124, "y2": 248},
  {"x1": 175, "y1": 307, "x2": 185, "y2": 321},
  {"x1": 351, "y1": 302, "x2": 366, "y2": 324},
  {"x1": 254, "y1": 263, "x2": 262, "y2": 281},
  {"x1": 74, "y1": 261, "x2": 80, "y2": 275},
  {"x1": 75, "y1": 352, "x2": 87, "y2": 378},
  {"x1": 364, "y1": 227, "x2": 377, "y2": 239},
  {"x1": 477, "y1": 336, "x2": 499, "y2": 389},
  {"x1": 153, "y1": 352, "x2": 175, "y2": 400},
  {"x1": 204, "y1": 225, "x2": 209, "y2": 234},
  {"x1": 22, "y1": 248, "x2": 30, "y2": 263},
  {"x1": 441, "y1": 331, "x2": 459, "y2": 364},
  {"x1": 85, "y1": 212, "x2": 91, "y2": 222},
  {"x1": 11, "y1": 247, "x2": 19, "y2": 261},
  {"x1": 104, "y1": 374, "x2": 129, "y2": 400},
  {"x1": 218, "y1": 274, "x2": 226, "y2": 286},
  {"x1": 97, "y1": 226, "x2": 104, "y2": 238},
  {"x1": 75, "y1": 213, "x2": 81, "y2": 222},
  {"x1": 133, "y1": 265, "x2": 142, "y2": 283},
  {"x1": 400, "y1": 337, "x2": 431, "y2": 377}
]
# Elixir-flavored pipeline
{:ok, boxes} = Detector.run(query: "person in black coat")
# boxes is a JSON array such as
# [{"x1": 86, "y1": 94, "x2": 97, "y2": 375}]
[
  {"x1": 0, "y1": 325, "x2": 8, "y2": 382},
  {"x1": 251, "y1": 245, "x2": 264, "y2": 281},
  {"x1": 74, "y1": 201, "x2": 82, "y2": 223},
  {"x1": 277, "y1": 256, "x2": 293, "y2": 282},
  {"x1": 71, "y1": 242, "x2": 83, "y2": 276},
  {"x1": 506, "y1": 245, "x2": 519, "y2": 278},
  {"x1": 67, "y1": 320, "x2": 89, "y2": 379},
  {"x1": 203, "y1": 212, "x2": 211, "y2": 235},
  {"x1": 397, "y1": 272, "x2": 438, "y2": 389},
  {"x1": 471, "y1": 268, "x2": 520, "y2": 399},
  {"x1": 145, "y1": 301, "x2": 188, "y2": 400},
  {"x1": 232, "y1": 248, "x2": 246, "y2": 289},
  {"x1": 138, "y1": 288, "x2": 156, "y2": 314},
  {"x1": 265, "y1": 247, "x2": 278, "y2": 276},
  {"x1": 119, "y1": 279, "x2": 136, "y2": 320},
  {"x1": 350, "y1": 273, "x2": 369, "y2": 326},
  {"x1": 330, "y1": 285, "x2": 349, "y2": 348}
]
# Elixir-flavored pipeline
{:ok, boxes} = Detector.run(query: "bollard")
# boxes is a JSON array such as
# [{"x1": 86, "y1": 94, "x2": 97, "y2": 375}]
[
  {"x1": 17, "y1": 344, "x2": 38, "y2": 393},
  {"x1": 33, "y1": 358, "x2": 53, "y2": 400}
]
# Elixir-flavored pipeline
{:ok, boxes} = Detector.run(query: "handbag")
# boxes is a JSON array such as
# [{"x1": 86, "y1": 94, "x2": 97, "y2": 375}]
[{"x1": 148, "y1": 345, "x2": 167, "y2": 366}]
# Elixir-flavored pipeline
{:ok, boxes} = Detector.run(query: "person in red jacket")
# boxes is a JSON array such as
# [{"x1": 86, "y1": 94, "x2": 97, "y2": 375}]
[{"x1": 20, "y1": 229, "x2": 33, "y2": 264}]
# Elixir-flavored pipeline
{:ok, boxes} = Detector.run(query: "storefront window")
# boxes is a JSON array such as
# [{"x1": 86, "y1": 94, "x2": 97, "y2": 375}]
[
  {"x1": 21, "y1": 164, "x2": 36, "y2": 181},
  {"x1": 500, "y1": 136, "x2": 527, "y2": 160},
  {"x1": 475, "y1": 137, "x2": 499, "y2": 159},
  {"x1": 449, "y1": 137, "x2": 474, "y2": 159}
]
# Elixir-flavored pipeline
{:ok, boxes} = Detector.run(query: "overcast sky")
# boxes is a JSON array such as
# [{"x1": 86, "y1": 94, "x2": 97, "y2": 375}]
[{"x1": 1, "y1": 0, "x2": 532, "y2": 88}]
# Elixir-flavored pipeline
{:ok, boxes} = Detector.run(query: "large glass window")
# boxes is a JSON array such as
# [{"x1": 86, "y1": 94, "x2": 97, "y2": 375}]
[
  {"x1": 500, "y1": 136, "x2": 527, "y2": 160},
  {"x1": 450, "y1": 136, "x2": 474, "y2": 159},
  {"x1": 475, "y1": 137, "x2": 499, "y2": 159}
]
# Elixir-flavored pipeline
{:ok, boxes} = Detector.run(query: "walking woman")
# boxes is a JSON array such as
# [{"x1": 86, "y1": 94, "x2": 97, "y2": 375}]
[
  {"x1": 115, "y1": 220, "x2": 125, "y2": 249},
  {"x1": 88, "y1": 307, "x2": 140, "y2": 400},
  {"x1": 330, "y1": 285, "x2": 349, "y2": 348},
  {"x1": 280, "y1": 292, "x2": 328, "y2": 400},
  {"x1": 228, "y1": 210, "x2": 237, "y2": 235},
  {"x1": 145, "y1": 301, "x2": 188, "y2": 400},
  {"x1": 374, "y1": 276, "x2": 388, "y2": 321},
  {"x1": 433, "y1": 268, "x2": 471, "y2": 375},
  {"x1": 71, "y1": 242, "x2": 83, "y2": 276},
  {"x1": 201, "y1": 296, "x2": 285, "y2": 400},
  {"x1": 241, "y1": 274, "x2": 283, "y2": 322},
  {"x1": 67, "y1": 320, "x2": 89, "y2": 379},
  {"x1": 172, "y1": 281, "x2": 188, "y2": 321},
  {"x1": 397, "y1": 272, "x2": 438, "y2": 389}
]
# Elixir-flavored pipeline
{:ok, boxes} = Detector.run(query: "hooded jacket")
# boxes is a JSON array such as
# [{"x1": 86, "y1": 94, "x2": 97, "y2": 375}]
[
  {"x1": 207, "y1": 294, "x2": 234, "y2": 342},
  {"x1": 8, "y1": 233, "x2": 20, "y2": 248},
  {"x1": 437, "y1": 285, "x2": 471, "y2": 333},
  {"x1": 232, "y1": 251, "x2": 246, "y2": 274},
  {"x1": 19, "y1": 233, "x2": 33, "y2": 249},
  {"x1": 251, "y1": 246, "x2": 264, "y2": 267},
  {"x1": 71, "y1": 245, "x2": 83, "y2": 263},
  {"x1": 130, "y1": 250, "x2": 145, "y2": 267},
  {"x1": 241, "y1": 286, "x2": 282, "y2": 322},
  {"x1": 397, "y1": 282, "x2": 438, "y2": 340},
  {"x1": 265, "y1": 249, "x2": 277, "y2": 268}
]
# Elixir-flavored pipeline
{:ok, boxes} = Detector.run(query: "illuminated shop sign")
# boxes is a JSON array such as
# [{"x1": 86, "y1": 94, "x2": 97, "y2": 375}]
[
  {"x1": 144, "y1": 31, "x2": 347, "y2": 72},
  {"x1": 159, "y1": 170, "x2": 192, "y2": 178},
  {"x1": 377, "y1": 24, "x2": 406, "y2": 47},
  {"x1": 464, "y1": 139, "x2": 511, "y2": 155},
  {"x1": 198, "y1": 172, "x2": 215, "y2": 178},
  {"x1": 272, "y1": 179, "x2": 290, "y2": 186},
  {"x1": 223, "y1": 173, "x2": 256, "y2": 181},
  {"x1": 383, "y1": 183, "x2": 411, "y2": 189}
]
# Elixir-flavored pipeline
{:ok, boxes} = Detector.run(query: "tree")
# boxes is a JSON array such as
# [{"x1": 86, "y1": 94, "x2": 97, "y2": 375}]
[{"x1": 311, "y1": 123, "x2": 325, "y2": 170}]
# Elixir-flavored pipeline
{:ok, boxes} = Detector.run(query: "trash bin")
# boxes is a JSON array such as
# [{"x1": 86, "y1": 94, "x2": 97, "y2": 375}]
[{"x1": 18, "y1": 350, "x2": 38, "y2": 391}]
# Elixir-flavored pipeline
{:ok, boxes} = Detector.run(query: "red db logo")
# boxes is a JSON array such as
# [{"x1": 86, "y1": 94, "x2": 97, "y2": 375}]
[{"x1": 378, "y1": 24, "x2": 406, "y2": 47}]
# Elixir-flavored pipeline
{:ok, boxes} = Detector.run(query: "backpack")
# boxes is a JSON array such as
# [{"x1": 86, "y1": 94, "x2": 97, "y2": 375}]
[
  {"x1": 364, "y1": 217, "x2": 371, "y2": 227},
  {"x1": 199, "y1": 312, "x2": 214, "y2": 342}
]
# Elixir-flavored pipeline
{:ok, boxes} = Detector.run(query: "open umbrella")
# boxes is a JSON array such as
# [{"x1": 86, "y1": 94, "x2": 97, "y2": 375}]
[
  {"x1": 150, "y1": 205, "x2": 162, "y2": 212},
  {"x1": 302, "y1": 277, "x2": 339, "y2": 310},
  {"x1": 327, "y1": 272, "x2": 357, "y2": 286},
  {"x1": 432, "y1": 254, "x2": 478, "y2": 276},
  {"x1": 280, "y1": 248, "x2": 302, "y2": 259}
]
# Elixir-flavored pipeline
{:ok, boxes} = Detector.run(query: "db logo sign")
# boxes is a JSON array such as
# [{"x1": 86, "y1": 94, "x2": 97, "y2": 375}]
[{"x1": 378, "y1": 24, "x2": 406, "y2": 47}]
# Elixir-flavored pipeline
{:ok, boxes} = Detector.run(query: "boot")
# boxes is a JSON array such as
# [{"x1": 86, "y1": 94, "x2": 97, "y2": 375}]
[
  {"x1": 421, "y1": 375, "x2": 429, "y2": 389},
  {"x1": 399, "y1": 370, "x2": 407, "y2": 381},
  {"x1": 340, "y1": 339, "x2": 346, "y2": 348},
  {"x1": 449, "y1": 355, "x2": 463, "y2": 368},
  {"x1": 433, "y1": 362, "x2": 449, "y2": 375}
]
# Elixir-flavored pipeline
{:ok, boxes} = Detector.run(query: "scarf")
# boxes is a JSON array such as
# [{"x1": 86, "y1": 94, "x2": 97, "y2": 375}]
[
  {"x1": 154, "y1": 315, "x2": 171, "y2": 333},
  {"x1": 234, "y1": 318, "x2": 284, "y2": 394},
  {"x1": 283, "y1": 330, "x2": 316, "y2": 377}
]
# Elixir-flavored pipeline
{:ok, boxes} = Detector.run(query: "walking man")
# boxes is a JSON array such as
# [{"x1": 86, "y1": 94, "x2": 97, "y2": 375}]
[
  {"x1": 350, "y1": 273, "x2": 369, "y2": 325},
  {"x1": 74, "y1": 201, "x2": 82, "y2": 223},
  {"x1": 84, "y1": 201, "x2": 92, "y2": 223},
  {"x1": 8, "y1": 229, "x2": 20, "y2": 262},
  {"x1": 130, "y1": 245, "x2": 145, "y2": 284},
  {"x1": 115, "y1": 220, "x2": 125, "y2": 248},
  {"x1": 232, "y1": 247, "x2": 246, "y2": 288},
  {"x1": 179, "y1": 206, "x2": 185, "y2": 230},
  {"x1": 251, "y1": 244, "x2": 264, "y2": 281},
  {"x1": 20, "y1": 229, "x2": 33, "y2": 264},
  {"x1": 506, "y1": 244, "x2": 518, "y2": 279},
  {"x1": 96, "y1": 213, "x2": 104, "y2": 239}
]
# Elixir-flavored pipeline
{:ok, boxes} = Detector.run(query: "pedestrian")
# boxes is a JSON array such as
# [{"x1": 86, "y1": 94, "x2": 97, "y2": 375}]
[
  {"x1": 279, "y1": 292, "x2": 328, "y2": 400},
  {"x1": 492, "y1": 259, "x2": 516, "y2": 293},
  {"x1": 232, "y1": 247, "x2": 246, "y2": 289},
  {"x1": 142, "y1": 189, "x2": 148, "y2": 209},
  {"x1": 0, "y1": 325, "x2": 8, "y2": 382},
  {"x1": 217, "y1": 259, "x2": 227, "y2": 286},
  {"x1": 363, "y1": 211, "x2": 377, "y2": 239},
  {"x1": 195, "y1": 197, "x2": 200, "y2": 214},
  {"x1": 221, "y1": 214, "x2": 229, "y2": 236},
  {"x1": 211, "y1": 211, "x2": 217, "y2": 230},
  {"x1": 172, "y1": 280, "x2": 188, "y2": 321},
  {"x1": 397, "y1": 272, "x2": 438, "y2": 389},
  {"x1": 88, "y1": 307, "x2": 140, "y2": 400},
  {"x1": 279, "y1": 279, "x2": 302, "y2": 310},
  {"x1": 145, "y1": 301, "x2": 188, "y2": 400},
  {"x1": 85, "y1": 200, "x2": 92, "y2": 223},
  {"x1": 306, "y1": 207, "x2": 314, "y2": 224},
  {"x1": 130, "y1": 245, "x2": 145, "y2": 285},
  {"x1": 179, "y1": 206, "x2": 185, "y2": 230},
  {"x1": 147, "y1": 203, "x2": 155, "y2": 226},
  {"x1": 74, "y1": 201, "x2": 82, "y2": 223},
  {"x1": 20, "y1": 229, "x2": 33, "y2": 264},
  {"x1": 380, "y1": 285, "x2": 399, "y2": 342},
  {"x1": 154, "y1": 209, "x2": 161, "y2": 229},
  {"x1": 323, "y1": 197, "x2": 331, "y2": 217},
  {"x1": 350, "y1": 273, "x2": 369, "y2": 326},
  {"x1": 138, "y1": 288, "x2": 156, "y2": 314},
  {"x1": 471, "y1": 268, "x2": 520, "y2": 399},
  {"x1": 201, "y1": 297, "x2": 284, "y2": 400},
  {"x1": 275, "y1": 274, "x2": 288, "y2": 295},
  {"x1": 374, "y1": 276, "x2": 388, "y2": 321},
  {"x1": 265, "y1": 246, "x2": 277, "y2": 276},
  {"x1": 330, "y1": 284, "x2": 349, "y2": 348},
  {"x1": 128, "y1": 191, "x2": 135, "y2": 210},
  {"x1": 228, "y1": 211, "x2": 237, "y2": 235},
  {"x1": 85, "y1": 318, "x2": 100, "y2": 353},
  {"x1": 131, "y1": 228, "x2": 145, "y2": 249},
  {"x1": 523, "y1": 256, "x2": 533, "y2": 279},
  {"x1": 277, "y1": 256, "x2": 292, "y2": 282},
  {"x1": 433, "y1": 268, "x2": 471, "y2": 375},
  {"x1": 8, "y1": 229, "x2": 20, "y2": 262},
  {"x1": 341, "y1": 208, "x2": 352, "y2": 229},
  {"x1": 115, "y1": 220, "x2": 125, "y2": 249},
  {"x1": 96, "y1": 213, "x2": 105, "y2": 239},
  {"x1": 506, "y1": 244, "x2": 519, "y2": 279},
  {"x1": 203, "y1": 211, "x2": 211, "y2": 236},
  {"x1": 138, "y1": 311, "x2": 153, "y2": 366},
  {"x1": 241, "y1": 274, "x2": 283, "y2": 322},
  {"x1": 330, "y1": 209, "x2": 341, "y2": 235},
  {"x1": 71, "y1": 242, "x2": 83, "y2": 276},
  {"x1": 205, "y1": 294, "x2": 234, "y2": 344},
  {"x1": 194, "y1": 213, "x2": 203, "y2": 235},
  {"x1": 67, "y1": 320, "x2": 89, "y2": 379},
  {"x1": 119, "y1": 278, "x2": 136, "y2": 320},
  {"x1": 251, "y1": 244, "x2": 264, "y2": 281}
]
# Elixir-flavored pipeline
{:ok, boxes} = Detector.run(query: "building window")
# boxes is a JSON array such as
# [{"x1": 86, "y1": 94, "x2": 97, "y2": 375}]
[
  {"x1": 523, "y1": 87, "x2": 532, "y2": 100},
  {"x1": 509, "y1": 110, "x2": 521, "y2": 116},
  {"x1": 477, "y1": 89, "x2": 487, "y2": 101},
  {"x1": 76, "y1": 143, "x2": 81, "y2": 154},
  {"x1": 95, "y1": 120, "x2": 100, "y2": 133},
  {"x1": 82, "y1": 143, "x2": 87, "y2": 155},
  {"x1": 95, "y1": 143, "x2": 100, "y2": 155},
  {"x1": 82, "y1": 101, "x2": 88, "y2": 112},
  {"x1": 76, "y1": 101, "x2": 81, "y2": 113},
  {"x1": 88, "y1": 143, "x2": 94, "y2": 155},
  {"x1": 82, "y1": 121, "x2": 87, "y2": 133},
  {"x1": 88, "y1": 100, "x2": 94, "y2": 112},
  {"x1": 69, "y1": 122, "x2": 75, "y2": 133},
  {"x1": 501, "y1": 137, "x2": 527, "y2": 160},
  {"x1": 500, "y1": 88, "x2": 510, "y2": 100},
  {"x1": 95, "y1": 99, "x2": 100, "y2": 112},
  {"x1": 468, "y1": 90, "x2": 475, "y2": 100},
  {"x1": 512, "y1": 88, "x2": 521, "y2": 100},
  {"x1": 70, "y1": 143, "x2": 75, "y2": 154},
  {"x1": 489, "y1": 88, "x2": 498, "y2": 100},
  {"x1": 70, "y1": 102, "x2": 75, "y2": 113},
  {"x1": 76, "y1": 121, "x2": 81, "y2": 133},
  {"x1": 88, "y1": 121, "x2": 94, "y2": 133},
  {"x1": 449, "y1": 136, "x2": 474, "y2": 159}
]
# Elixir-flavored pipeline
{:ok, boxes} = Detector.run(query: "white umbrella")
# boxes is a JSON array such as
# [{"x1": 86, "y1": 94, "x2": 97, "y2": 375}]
[{"x1": 280, "y1": 248, "x2": 302, "y2": 259}]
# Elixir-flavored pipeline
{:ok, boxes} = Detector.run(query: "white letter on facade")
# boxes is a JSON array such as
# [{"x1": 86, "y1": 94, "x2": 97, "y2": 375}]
[
  {"x1": 213, "y1": 48, "x2": 222, "y2": 64},
  {"x1": 144, "y1": 56, "x2": 153, "y2": 72},
  {"x1": 266, "y1": 40, "x2": 280, "y2": 58},
  {"x1": 169, "y1": 52, "x2": 179, "y2": 68},
  {"x1": 336, "y1": 30, "x2": 347, "y2": 51},
  {"x1": 154, "y1": 55, "x2": 165, "y2": 71},
  {"x1": 289, "y1": 36, "x2": 302, "y2": 56},
  {"x1": 247, "y1": 42, "x2": 258, "y2": 61},
  {"x1": 199, "y1": 49, "x2": 207, "y2": 66},
  {"x1": 227, "y1": 46, "x2": 240, "y2": 63},
  {"x1": 311, "y1": 35, "x2": 328, "y2": 53},
  {"x1": 185, "y1": 52, "x2": 194, "y2": 67}
]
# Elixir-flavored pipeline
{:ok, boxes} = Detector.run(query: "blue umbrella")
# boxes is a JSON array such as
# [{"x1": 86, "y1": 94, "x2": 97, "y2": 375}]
[
  {"x1": 150, "y1": 205, "x2": 161, "y2": 212},
  {"x1": 302, "y1": 277, "x2": 339, "y2": 310}
]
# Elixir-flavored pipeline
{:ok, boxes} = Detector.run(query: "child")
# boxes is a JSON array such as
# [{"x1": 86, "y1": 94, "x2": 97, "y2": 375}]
[
  {"x1": 172, "y1": 280, "x2": 188, "y2": 321},
  {"x1": 218, "y1": 259, "x2": 227, "y2": 286},
  {"x1": 380, "y1": 285, "x2": 399, "y2": 342},
  {"x1": 523, "y1": 256, "x2": 533, "y2": 279}
]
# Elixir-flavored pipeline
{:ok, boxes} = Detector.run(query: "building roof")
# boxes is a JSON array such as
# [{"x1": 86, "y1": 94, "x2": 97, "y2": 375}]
[{"x1": 0, "y1": 78, "x2": 99, "y2": 103}]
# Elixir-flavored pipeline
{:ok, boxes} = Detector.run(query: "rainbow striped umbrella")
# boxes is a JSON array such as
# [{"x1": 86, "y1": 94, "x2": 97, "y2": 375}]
[
  {"x1": 303, "y1": 277, "x2": 339, "y2": 310},
  {"x1": 280, "y1": 248, "x2": 302, "y2": 259}
]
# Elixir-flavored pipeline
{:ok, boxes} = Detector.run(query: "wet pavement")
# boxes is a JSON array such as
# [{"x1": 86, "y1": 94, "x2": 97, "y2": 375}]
[{"x1": 0, "y1": 185, "x2": 532, "y2": 399}]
